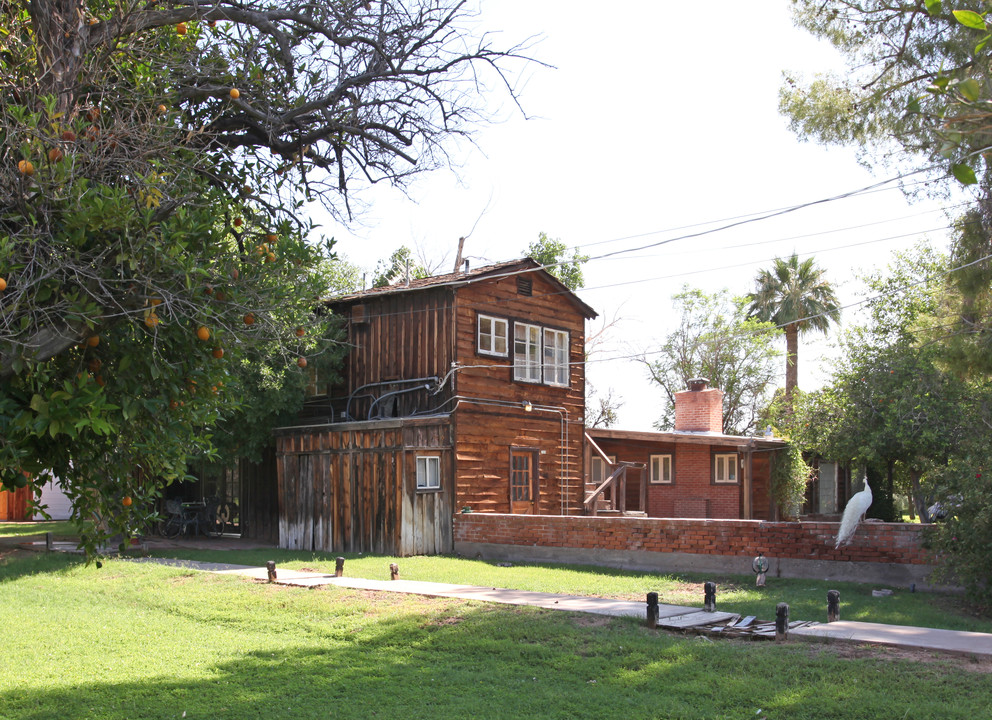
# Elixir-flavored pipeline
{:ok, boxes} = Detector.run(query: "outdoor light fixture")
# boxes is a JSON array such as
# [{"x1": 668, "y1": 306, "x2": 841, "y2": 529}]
[{"x1": 523, "y1": 400, "x2": 533, "y2": 412}]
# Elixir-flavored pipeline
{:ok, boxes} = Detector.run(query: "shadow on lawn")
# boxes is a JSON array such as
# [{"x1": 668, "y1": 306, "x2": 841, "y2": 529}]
[{"x1": 4, "y1": 591, "x2": 988, "y2": 720}]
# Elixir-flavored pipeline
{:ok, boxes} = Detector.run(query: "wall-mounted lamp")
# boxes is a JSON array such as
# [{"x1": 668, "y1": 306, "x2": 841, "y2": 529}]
[{"x1": 522, "y1": 400, "x2": 533, "y2": 412}]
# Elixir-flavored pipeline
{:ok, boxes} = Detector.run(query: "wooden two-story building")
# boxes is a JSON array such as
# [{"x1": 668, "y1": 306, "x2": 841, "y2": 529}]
[{"x1": 275, "y1": 259, "x2": 597, "y2": 555}]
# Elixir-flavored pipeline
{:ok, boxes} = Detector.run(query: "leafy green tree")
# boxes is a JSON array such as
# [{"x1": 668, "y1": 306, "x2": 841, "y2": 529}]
[
  {"x1": 643, "y1": 287, "x2": 783, "y2": 435},
  {"x1": 372, "y1": 246, "x2": 432, "y2": 288},
  {"x1": 525, "y1": 232, "x2": 589, "y2": 291},
  {"x1": 0, "y1": 0, "x2": 526, "y2": 554},
  {"x1": 745, "y1": 254, "x2": 840, "y2": 399}
]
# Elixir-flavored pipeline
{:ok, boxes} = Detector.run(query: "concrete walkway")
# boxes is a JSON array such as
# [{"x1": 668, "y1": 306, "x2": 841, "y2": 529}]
[{"x1": 138, "y1": 558, "x2": 992, "y2": 658}]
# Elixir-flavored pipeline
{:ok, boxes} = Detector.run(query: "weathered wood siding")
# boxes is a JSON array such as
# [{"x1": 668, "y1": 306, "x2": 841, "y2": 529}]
[
  {"x1": 452, "y1": 271, "x2": 589, "y2": 514},
  {"x1": 328, "y1": 288, "x2": 455, "y2": 421},
  {"x1": 240, "y1": 448, "x2": 279, "y2": 542},
  {"x1": 276, "y1": 417, "x2": 453, "y2": 555},
  {"x1": 0, "y1": 486, "x2": 31, "y2": 521}
]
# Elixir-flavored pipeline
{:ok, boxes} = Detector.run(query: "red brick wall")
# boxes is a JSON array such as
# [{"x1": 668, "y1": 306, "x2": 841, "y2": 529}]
[
  {"x1": 453, "y1": 513, "x2": 931, "y2": 565},
  {"x1": 673, "y1": 388, "x2": 723, "y2": 432}
]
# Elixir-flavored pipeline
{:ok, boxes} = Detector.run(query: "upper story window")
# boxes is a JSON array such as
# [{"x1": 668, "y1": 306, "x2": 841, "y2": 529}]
[
  {"x1": 478, "y1": 314, "x2": 508, "y2": 357},
  {"x1": 512, "y1": 321, "x2": 570, "y2": 387},
  {"x1": 650, "y1": 454, "x2": 673, "y2": 484},
  {"x1": 714, "y1": 453, "x2": 738, "y2": 484},
  {"x1": 543, "y1": 328, "x2": 569, "y2": 386},
  {"x1": 513, "y1": 322, "x2": 542, "y2": 383}
]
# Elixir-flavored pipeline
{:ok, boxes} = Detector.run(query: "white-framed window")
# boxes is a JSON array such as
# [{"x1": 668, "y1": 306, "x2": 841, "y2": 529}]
[
  {"x1": 714, "y1": 453, "x2": 738, "y2": 484},
  {"x1": 478, "y1": 314, "x2": 508, "y2": 357},
  {"x1": 542, "y1": 328, "x2": 569, "y2": 386},
  {"x1": 590, "y1": 455, "x2": 616, "y2": 486},
  {"x1": 650, "y1": 454, "x2": 673, "y2": 484},
  {"x1": 513, "y1": 322, "x2": 542, "y2": 383},
  {"x1": 416, "y1": 456, "x2": 441, "y2": 490}
]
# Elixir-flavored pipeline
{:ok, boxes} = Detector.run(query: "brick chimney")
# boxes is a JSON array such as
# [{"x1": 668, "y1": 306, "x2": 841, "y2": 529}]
[{"x1": 673, "y1": 378, "x2": 724, "y2": 433}]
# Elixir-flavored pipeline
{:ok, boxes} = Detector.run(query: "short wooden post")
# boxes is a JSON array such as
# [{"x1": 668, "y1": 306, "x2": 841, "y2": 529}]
[
  {"x1": 775, "y1": 602, "x2": 789, "y2": 641},
  {"x1": 646, "y1": 592, "x2": 659, "y2": 629},
  {"x1": 45, "y1": 532, "x2": 52, "y2": 552},
  {"x1": 335, "y1": 556, "x2": 345, "y2": 577},
  {"x1": 827, "y1": 590, "x2": 840, "y2": 623},
  {"x1": 703, "y1": 581, "x2": 716, "y2": 612},
  {"x1": 266, "y1": 560, "x2": 277, "y2": 583},
  {"x1": 389, "y1": 562, "x2": 399, "y2": 580}
]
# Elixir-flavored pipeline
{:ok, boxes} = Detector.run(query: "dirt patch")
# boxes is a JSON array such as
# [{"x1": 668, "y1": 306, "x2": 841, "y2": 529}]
[
  {"x1": 572, "y1": 614, "x2": 614, "y2": 628},
  {"x1": 800, "y1": 640, "x2": 992, "y2": 672}
]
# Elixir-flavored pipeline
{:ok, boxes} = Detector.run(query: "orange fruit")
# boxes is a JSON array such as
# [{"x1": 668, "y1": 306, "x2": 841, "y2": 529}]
[
  {"x1": 88, "y1": 17, "x2": 98, "y2": 25},
  {"x1": 17, "y1": 160, "x2": 35, "y2": 176},
  {"x1": 87, "y1": 334, "x2": 100, "y2": 347},
  {"x1": 176, "y1": 22, "x2": 187, "y2": 35},
  {"x1": 48, "y1": 148, "x2": 64, "y2": 162},
  {"x1": 196, "y1": 325, "x2": 210, "y2": 341},
  {"x1": 231, "y1": 268, "x2": 240, "y2": 280},
  {"x1": 266, "y1": 233, "x2": 278, "y2": 243},
  {"x1": 297, "y1": 357, "x2": 307, "y2": 368},
  {"x1": 295, "y1": 327, "x2": 305, "y2": 337},
  {"x1": 145, "y1": 312, "x2": 160, "y2": 328},
  {"x1": 212, "y1": 347, "x2": 224, "y2": 359},
  {"x1": 0, "y1": 277, "x2": 7, "y2": 292},
  {"x1": 229, "y1": 88, "x2": 240, "y2": 100},
  {"x1": 266, "y1": 251, "x2": 276, "y2": 263},
  {"x1": 157, "y1": 104, "x2": 167, "y2": 114},
  {"x1": 208, "y1": 20, "x2": 217, "y2": 28},
  {"x1": 210, "y1": 385, "x2": 218, "y2": 395},
  {"x1": 122, "y1": 496, "x2": 132, "y2": 507},
  {"x1": 150, "y1": 296, "x2": 162, "y2": 307},
  {"x1": 88, "y1": 358, "x2": 102, "y2": 372},
  {"x1": 169, "y1": 400, "x2": 179, "y2": 410},
  {"x1": 233, "y1": 217, "x2": 243, "y2": 227},
  {"x1": 243, "y1": 313, "x2": 255, "y2": 325}
]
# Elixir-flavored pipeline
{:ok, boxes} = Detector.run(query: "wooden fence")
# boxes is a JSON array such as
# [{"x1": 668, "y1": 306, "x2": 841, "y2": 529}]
[{"x1": 0, "y1": 486, "x2": 31, "y2": 521}]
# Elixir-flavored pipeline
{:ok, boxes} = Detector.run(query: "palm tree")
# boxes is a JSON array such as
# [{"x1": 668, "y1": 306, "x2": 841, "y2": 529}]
[{"x1": 745, "y1": 254, "x2": 840, "y2": 398}]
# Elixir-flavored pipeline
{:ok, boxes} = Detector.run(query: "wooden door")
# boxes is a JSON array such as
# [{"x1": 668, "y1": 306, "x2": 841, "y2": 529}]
[{"x1": 509, "y1": 448, "x2": 538, "y2": 514}]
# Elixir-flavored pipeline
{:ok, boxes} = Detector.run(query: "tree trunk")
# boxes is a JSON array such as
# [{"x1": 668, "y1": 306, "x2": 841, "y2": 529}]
[{"x1": 784, "y1": 324, "x2": 799, "y2": 398}]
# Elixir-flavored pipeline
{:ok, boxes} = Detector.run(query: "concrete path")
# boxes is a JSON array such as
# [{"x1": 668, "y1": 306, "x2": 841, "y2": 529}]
[{"x1": 135, "y1": 558, "x2": 992, "y2": 658}]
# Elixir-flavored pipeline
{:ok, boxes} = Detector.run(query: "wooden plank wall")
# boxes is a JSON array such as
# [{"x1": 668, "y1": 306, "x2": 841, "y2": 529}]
[
  {"x1": 451, "y1": 271, "x2": 589, "y2": 515},
  {"x1": 276, "y1": 418, "x2": 453, "y2": 555},
  {"x1": 329, "y1": 288, "x2": 455, "y2": 421},
  {"x1": 0, "y1": 487, "x2": 32, "y2": 521},
  {"x1": 240, "y1": 447, "x2": 279, "y2": 542}
]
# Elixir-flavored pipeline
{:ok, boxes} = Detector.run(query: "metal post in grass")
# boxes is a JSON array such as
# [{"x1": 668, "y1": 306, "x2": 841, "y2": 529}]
[
  {"x1": 827, "y1": 590, "x2": 840, "y2": 623},
  {"x1": 646, "y1": 592, "x2": 659, "y2": 629},
  {"x1": 390, "y1": 562, "x2": 399, "y2": 580},
  {"x1": 703, "y1": 582, "x2": 716, "y2": 612},
  {"x1": 775, "y1": 603, "x2": 789, "y2": 641},
  {"x1": 335, "y1": 557, "x2": 345, "y2": 577},
  {"x1": 266, "y1": 560, "x2": 277, "y2": 583}
]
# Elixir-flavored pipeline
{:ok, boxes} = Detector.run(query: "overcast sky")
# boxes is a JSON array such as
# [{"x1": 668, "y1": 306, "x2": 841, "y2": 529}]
[{"x1": 313, "y1": 0, "x2": 957, "y2": 431}]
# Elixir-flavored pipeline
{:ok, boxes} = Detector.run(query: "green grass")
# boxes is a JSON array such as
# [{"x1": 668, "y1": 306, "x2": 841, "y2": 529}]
[
  {"x1": 0, "y1": 520, "x2": 76, "y2": 539},
  {"x1": 147, "y1": 549, "x2": 992, "y2": 634},
  {"x1": 1, "y1": 551, "x2": 990, "y2": 720}
]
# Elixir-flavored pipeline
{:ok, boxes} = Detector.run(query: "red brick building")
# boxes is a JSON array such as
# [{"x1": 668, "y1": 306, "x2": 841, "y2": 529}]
[{"x1": 585, "y1": 379, "x2": 785, "y2": 520}]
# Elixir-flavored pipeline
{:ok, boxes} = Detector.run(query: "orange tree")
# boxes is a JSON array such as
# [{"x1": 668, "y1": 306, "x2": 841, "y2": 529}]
[{"x1": 0, "y1": 1, "x2": 527, "y2": 554}]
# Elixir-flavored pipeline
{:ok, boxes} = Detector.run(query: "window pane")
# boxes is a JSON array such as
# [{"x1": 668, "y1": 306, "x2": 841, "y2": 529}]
[
  {"x1": 514, "y1": 323, "x2": 541, "y2": 381},
  {"x1": 543, "y1": 329, "x2": 569, "y2": 386},
  {"x1": 417, "y1": 456, "x2": 440, "y2": 489}
]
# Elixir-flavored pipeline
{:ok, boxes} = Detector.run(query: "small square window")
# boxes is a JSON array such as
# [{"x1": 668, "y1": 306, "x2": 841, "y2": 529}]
[
  {"x1": 714, "y1": 453, "x2": 738, "y2": 484},
  {"x1": 416, "y1": 456, "x2": 441, "y2": 490},
  {"x1": 478, "y1": 314, "x2": 508, "y2": 357},
  {"x1": 650, "y1": 454, "x2": 673, "y2": 484}
]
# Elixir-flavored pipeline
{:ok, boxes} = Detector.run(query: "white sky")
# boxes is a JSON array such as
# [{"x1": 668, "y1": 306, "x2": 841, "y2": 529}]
[{"x1": 312, "y1": 0, "x2": 958, "y2": 431}]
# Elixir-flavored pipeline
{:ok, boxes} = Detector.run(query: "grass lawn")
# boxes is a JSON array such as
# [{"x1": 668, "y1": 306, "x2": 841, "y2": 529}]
[
  {"x1": 0, "y1": 520, "x2": 77, "y2": 539},
  {"x1": 0, "y1": 551, "x2": 990, "y2": 720},
  {"x1": 148, "y1": 548, "x2": 992, "y2": 634}
]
